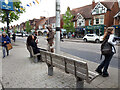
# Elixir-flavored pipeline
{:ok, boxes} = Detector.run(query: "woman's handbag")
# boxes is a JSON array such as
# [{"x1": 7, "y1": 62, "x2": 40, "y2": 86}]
[{"x1": 7, "y1": 43, "x2": 13, "y2": 50}]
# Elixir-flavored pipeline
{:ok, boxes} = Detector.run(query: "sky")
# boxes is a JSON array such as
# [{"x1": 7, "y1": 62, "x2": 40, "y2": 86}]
[{"x1": 0, "y1": 0, "x2": 119, "y2": 28}]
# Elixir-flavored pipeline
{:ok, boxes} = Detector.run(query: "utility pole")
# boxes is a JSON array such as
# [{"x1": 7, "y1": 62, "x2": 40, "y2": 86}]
[{"x1": 55, "y1": 0, "x2": 60, "y2": 54}]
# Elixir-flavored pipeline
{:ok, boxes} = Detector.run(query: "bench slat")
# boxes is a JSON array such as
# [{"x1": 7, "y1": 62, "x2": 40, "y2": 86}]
[{"x1": 86, "y1": 71, "x2": 99, "y2": 83}]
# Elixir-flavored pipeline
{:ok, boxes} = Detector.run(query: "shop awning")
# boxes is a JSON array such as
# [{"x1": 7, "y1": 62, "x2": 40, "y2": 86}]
[{"x1": 112, "y1": 25, "x2": 120, "y2": 29}]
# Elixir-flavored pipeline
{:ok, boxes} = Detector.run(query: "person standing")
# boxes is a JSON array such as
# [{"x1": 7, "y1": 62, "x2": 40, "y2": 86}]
[
  {"x1": 2, "y1": 32, "x2": 11, "y2": 58},
  {"x1": 46, "y1": 26, "x2": 54, "y2": 53},
  {"x1": 95, "y1": 27, "x2": 118, "y2": 77},
  {"x1": 12, "y1": 32, "x2": 16, "y2": 42},
  {"x1": 60, "y1": 32, "x2": 64, "y2": 42}
]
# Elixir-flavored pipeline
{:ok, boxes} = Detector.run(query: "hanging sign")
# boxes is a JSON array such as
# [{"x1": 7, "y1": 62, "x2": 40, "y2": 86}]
[{"x1": 0, "y1": 0, "x2": 14, "y2": 11}]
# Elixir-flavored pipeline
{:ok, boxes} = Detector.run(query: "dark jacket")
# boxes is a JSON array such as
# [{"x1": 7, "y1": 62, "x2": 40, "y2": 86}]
[
  {"x1": 30, "y1": 39, "x2": 40, "y2": 54},
  {"x1": 12, "y1": 33, "x2": 16, "y2": 40},
  {"x1": 2, "y1": 35, "x2": 11, "y2": 47},
  {"x1": 47, "y1": 31, "x2": 54, "y2": 45}
]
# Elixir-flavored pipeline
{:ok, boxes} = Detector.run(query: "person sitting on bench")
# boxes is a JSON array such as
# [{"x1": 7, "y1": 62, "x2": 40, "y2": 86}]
[{"x1": 26, "y1": 35, "x2": 41, "y2": 61}]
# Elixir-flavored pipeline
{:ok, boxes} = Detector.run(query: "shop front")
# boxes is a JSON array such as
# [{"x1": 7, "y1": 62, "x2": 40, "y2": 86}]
[
  {"x1": 112, "y1": 25, "x2": 120, "y2": 37},
  {"x1": 85, "y1": 25, "x2": 105, "y2": 36},
  {"x1": 75, "y1": 26, "x2": 85, "y2": 38}
]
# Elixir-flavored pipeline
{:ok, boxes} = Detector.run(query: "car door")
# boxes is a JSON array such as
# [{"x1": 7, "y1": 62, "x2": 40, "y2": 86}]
[
  {"x1": 90, "y1": 34, "x2": 95, "y2": 41},
  {"x1": 87, "y1": 35, "x2": 94, "y2": 41}
]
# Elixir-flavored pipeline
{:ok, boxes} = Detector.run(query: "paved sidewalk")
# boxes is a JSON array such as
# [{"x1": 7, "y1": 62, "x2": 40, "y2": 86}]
[{"x1": 0, "y1": 36, "x2": 119, "y2": 88}]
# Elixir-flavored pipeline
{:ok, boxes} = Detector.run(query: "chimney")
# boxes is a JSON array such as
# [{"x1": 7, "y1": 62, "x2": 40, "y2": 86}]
[{"x1": 92, "y1": 0, "x2": 95, "y2": 9}]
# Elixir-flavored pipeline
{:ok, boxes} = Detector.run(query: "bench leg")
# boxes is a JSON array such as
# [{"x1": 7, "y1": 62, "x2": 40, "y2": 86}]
[
  {"x1": 30, "y1": 53, "x2": 33, "y2": 58},
  {"x1": 34, "y1": 57, "x2": 38, "y2": 63},
  {"x1": 76, "y1": 77, "x2": 84, "y2": 89},
  {"x1": 48, "y1": 64, "x2": 53, "y2": 76}
]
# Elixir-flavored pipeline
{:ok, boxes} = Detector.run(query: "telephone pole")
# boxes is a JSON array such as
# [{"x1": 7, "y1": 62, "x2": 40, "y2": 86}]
[{"x1": 55, "y1": 0, "x2": 60, "y2": 54}]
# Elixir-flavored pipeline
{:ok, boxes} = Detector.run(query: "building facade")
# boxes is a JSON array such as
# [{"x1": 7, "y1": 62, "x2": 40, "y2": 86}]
[{"x1": 71, "y1": 0, "x2": 119, "y2": 37}]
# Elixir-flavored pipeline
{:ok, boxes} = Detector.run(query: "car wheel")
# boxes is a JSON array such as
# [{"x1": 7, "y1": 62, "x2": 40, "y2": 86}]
[
  {"x1": 84, "y1": 38, "x2": 87, "y2": 42},
  {"x1": 95, "y1": 39, "x2": 100, "y2": 43}
]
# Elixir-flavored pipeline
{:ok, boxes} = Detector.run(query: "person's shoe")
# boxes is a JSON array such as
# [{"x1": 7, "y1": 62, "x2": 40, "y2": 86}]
[
  {"x1": 3, "y1": 56, "x2": 5, "y2": 58},
  {"x1": 7, "y1": 53, "x2": 9, "y2": 56},
  {"x1": 102, "y1": 73, "x2": 109, "y2": 77},
  {"x1": 95, "y1": 69, "x2": 102, "y2": 75}
]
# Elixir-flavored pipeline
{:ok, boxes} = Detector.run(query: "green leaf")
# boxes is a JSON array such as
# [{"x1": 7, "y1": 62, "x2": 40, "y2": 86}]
[{"x1": 63, "y1": 7, "x2": 75, "y2": 33}]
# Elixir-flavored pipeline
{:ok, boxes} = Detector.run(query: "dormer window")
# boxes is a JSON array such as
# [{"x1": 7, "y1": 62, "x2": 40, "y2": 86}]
[{"x1": 92, "y1": 2, "x2": 107, "y2": 15}]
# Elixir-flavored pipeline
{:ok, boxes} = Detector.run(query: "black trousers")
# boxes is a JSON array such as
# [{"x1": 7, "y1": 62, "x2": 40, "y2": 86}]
[{"x1": 97, "y1": 53, "x2": 114, "y2": 74}]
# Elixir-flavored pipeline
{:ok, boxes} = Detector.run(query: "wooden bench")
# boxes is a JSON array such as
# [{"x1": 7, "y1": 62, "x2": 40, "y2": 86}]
[
  {"x1": 28, "y1": 46, "x2": 41, "y2": 63},
  {"x1": 26, "y1": 44, "x2": 33, "y2": 58},
  {"x1": 40, "y1": 50, "x2": 99, "y2": 88}
]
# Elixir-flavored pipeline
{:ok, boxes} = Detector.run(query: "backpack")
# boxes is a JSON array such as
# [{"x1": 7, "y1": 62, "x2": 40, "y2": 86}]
[{"x1": 100, "y1": 34, "x2": 113, "y2": 59}]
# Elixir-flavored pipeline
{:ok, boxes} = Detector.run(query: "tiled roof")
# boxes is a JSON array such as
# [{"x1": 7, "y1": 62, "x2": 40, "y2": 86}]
[
  {"x1": 72, "y1": 1, "x2": 115, "y2": 19},
  {"x1": 72, "y1": 4, "x2": 93, "y2": 19},
  {"x1": 36, "y1": 18, "x2": 47, "y2": 26},
  {"x1": 47, "y1": 14, "x2": 63, "y2": 24},
  {"x1": 101, "y1": 1, "x2": 115, "y2": 10}
]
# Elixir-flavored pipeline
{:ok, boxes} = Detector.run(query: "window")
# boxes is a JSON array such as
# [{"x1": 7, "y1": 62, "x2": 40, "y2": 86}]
[
  {"x1": 100, "y1": 15, "x2": 104, "y2": 24},
  {"x1": 96, "y1": 18, "x2": 99, "y2": 24},
  {"x1": 100, "y1": 19, "x2": 104, "y2": 24},
  {"x1": 99, "y1": 8, "x2": 102, "y2": 13},
  {"x1": 89, "y1": 20, "x2": 92, "y2": 26},
  {"x1": 87, "y1": 35, "x2": 94, "y2": 37},
  {"x1": 96, "y1": 9, "x2": 99, "y2": 14}
]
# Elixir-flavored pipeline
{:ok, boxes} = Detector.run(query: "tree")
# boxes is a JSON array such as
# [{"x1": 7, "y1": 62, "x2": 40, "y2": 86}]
[
  {"x1": 0, "y1": 0, "x2": 25, "y2": 24},
  {"x1": 63, "y1": 7, "x2": 75, "y2": 33},
  {"x1": 25, "y1": 21, "x2": 32, "y2": 33}
]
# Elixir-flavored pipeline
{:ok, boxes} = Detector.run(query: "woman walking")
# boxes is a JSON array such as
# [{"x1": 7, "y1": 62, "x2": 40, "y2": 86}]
[
  {"x1": 95, "y1": 27, "x2": 118, "y2": 77},
  {"x1": 2, "y1": 32, "x2": 11, "y2": 58}
]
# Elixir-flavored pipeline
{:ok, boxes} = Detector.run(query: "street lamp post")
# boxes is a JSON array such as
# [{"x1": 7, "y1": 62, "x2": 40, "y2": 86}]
[{"x1": 55, "y1": 0, "x2": 60, "y2": 54}]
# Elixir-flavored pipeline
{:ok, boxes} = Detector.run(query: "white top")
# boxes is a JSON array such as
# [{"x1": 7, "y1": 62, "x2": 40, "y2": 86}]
[{"x1": 108, "y1": 34, "x2": 116, "y2": 53}]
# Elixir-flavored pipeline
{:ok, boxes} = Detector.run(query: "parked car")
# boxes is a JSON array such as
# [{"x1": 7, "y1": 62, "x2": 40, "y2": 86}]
[{"x1": 83, "y1": 34, "x2": 103, "y2": 43}]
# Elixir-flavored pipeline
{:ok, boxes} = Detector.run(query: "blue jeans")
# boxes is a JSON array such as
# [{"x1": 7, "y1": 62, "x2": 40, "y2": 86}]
[
  {"x1": 97, "y1": 53, "x2": 114, "y2": 74},
  {"x1": 2, "y1": 47, "x2": 9, "y2": 58}
]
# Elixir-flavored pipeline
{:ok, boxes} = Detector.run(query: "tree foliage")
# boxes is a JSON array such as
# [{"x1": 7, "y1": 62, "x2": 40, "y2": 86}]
[
  {"x1": 25, "y1": 21, "x2": 32, "y2": 33},
  {"x1": 0, "y1": 0, "x2": 25, "y2": 24},
  {"x1": 63, "y1": 7, "x2": 75, "y2": 33}
]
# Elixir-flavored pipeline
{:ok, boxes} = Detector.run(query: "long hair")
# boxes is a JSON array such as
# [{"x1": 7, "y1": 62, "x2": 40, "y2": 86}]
[
  {"x1": 26, "y1": 35, "x2": 32, "y2": 46},
  {"x1": 103, "y1": 27, "x2": 115, "y2": 40}
]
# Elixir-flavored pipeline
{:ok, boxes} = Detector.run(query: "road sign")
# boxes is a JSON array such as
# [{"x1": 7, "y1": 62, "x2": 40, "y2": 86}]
[{"x1": 0, "y1": 0, "x2": 13, "y2": 11}]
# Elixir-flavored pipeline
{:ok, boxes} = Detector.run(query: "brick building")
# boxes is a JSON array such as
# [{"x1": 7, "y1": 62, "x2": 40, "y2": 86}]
[{"x1": 71, "y1": 0, "x2": 119, "y2": 37}]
